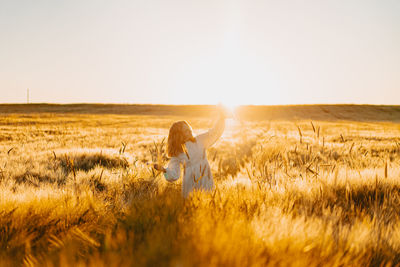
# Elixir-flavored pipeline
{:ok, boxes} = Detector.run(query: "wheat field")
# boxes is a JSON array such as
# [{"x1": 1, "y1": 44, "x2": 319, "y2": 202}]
[{"x1": 1, "y1": 105, "x2": 400, "y2": 266}]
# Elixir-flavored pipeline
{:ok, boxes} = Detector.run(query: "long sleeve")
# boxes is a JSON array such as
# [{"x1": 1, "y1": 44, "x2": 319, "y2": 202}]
[
  {"x1": 196, "y1": 116, "x2": 225, "y2": 149},
  {"x1": 164, "y1": 156, "x2": 182, "y2": 182}
]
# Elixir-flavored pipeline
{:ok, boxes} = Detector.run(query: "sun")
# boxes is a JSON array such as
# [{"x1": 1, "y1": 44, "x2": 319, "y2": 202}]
[
  {"x1": 217, "y1": 101, "x2": 241, "y2": 121},
  {"x1": 224, "y1": 103, "x2": 238, "y2": 118},
  {"x1": 219, "y1": 101, "x2": 242, "y2": 137},
  {"x1": 217, "y1": 95, "x2": 243, "y2": 114},
  {"x1": 221, "y1": 98, "x2": 242, "y2": 117},
  {"x1": 224, "y1": 102, "x2": 239, "y2": 111}
]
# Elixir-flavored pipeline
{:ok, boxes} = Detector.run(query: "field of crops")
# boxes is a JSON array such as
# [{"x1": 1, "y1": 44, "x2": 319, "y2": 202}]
[{"x1": 1, "y1": 105, "x2": 400, "y2": 266}]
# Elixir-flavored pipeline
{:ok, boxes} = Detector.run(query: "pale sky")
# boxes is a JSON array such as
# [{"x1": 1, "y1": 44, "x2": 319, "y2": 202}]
[{"x1": 1, "y1": 0, "x2": 399, "y2": 105}]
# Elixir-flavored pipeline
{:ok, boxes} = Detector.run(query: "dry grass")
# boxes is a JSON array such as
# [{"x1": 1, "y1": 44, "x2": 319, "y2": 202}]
[{"x1": 0, "y1": 105, "x2": 400, "y2": 266}]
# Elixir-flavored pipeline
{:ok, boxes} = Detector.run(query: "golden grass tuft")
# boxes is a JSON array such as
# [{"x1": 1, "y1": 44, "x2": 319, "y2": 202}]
[{"x1": 59, "y1": 152, "x2": 129, "y2": 173}]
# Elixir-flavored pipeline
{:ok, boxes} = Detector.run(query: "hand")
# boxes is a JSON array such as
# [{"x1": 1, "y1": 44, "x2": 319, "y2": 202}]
[{"x1": 153, "y1": 164, "x2": 166, "y2": 173}]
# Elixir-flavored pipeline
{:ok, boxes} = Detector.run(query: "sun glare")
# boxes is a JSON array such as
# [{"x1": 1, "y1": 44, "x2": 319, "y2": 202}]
[
  {"x1": 220, "y1": 101, "x2": 241, "y2": 138},
  {"x1": 219, "y1": 102, "x2": 239, "y2": 120},
  {"x1": 219, "y1": 97, "x2": 243, "y2": 117}
]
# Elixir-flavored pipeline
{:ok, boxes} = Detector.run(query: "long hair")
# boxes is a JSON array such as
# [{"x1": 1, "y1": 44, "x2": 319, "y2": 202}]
[{"x1": 167, "y1": 121, "x2": 196, "y2": 158}]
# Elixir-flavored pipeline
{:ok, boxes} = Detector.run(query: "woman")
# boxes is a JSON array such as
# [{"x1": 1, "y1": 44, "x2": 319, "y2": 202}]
[{"x1": 154, "y1": 106, "x2": 226, "y2": 197}]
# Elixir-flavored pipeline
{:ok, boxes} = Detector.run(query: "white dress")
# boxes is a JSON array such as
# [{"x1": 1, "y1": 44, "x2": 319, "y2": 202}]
[{"x1": 164, "y1": 117, "x2": 225, "y2": 197}]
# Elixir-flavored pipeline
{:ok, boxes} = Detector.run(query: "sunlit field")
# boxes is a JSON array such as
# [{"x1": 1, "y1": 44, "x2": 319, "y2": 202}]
[{"x1": 1, "y1": 104, "x2": 400, "y2": 266}]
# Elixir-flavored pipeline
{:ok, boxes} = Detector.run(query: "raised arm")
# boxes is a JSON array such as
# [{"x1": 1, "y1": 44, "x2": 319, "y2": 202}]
[{"x1": 196, "y1": 114, "x2": 225, "y2": 149}]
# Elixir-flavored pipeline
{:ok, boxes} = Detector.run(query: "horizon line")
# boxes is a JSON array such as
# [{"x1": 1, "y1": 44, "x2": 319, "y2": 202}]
[{"x1": 0, "y1": 102, "x2": 399, "y2": 107}]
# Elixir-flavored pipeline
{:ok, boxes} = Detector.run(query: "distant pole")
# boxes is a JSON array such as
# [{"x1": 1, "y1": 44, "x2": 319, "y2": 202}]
[{"x1": 27, "y1": 88, "x2": 29, "y2": 104}]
